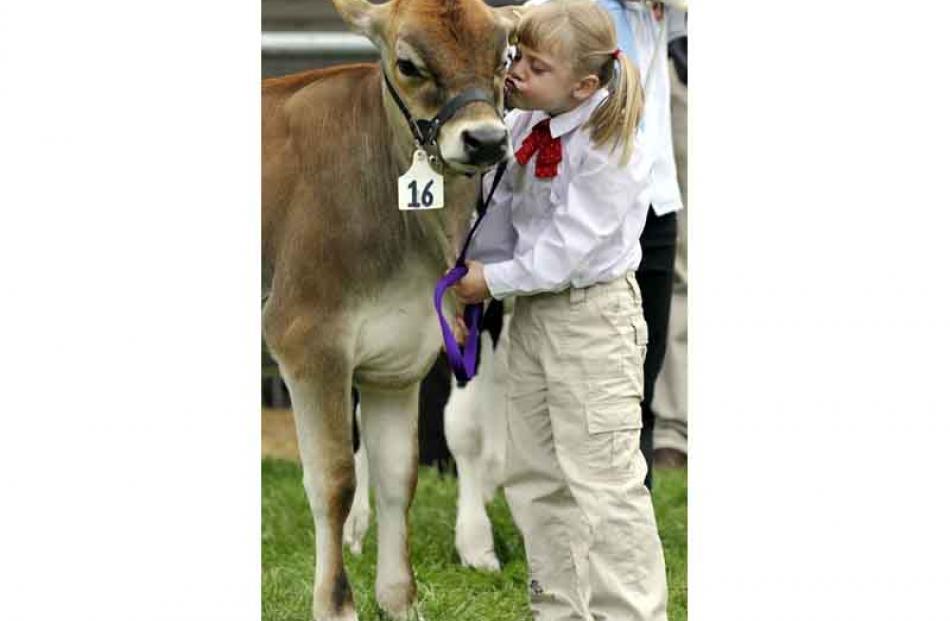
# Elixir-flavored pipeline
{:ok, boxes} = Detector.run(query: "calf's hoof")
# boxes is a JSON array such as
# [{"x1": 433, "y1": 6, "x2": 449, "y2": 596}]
[
  {"x1": 312, "y1": 607, "x2": 359, "y2": 621},
  {"x1": 376, "y1": 579, "x2": 417, "y2": 620},
  {"x1": 343, "y1": 502, "x2": 371, "y2": 555},
  {"x1": 458, "y1": 546, "x2": 501, "y2": 572},
  {"x1": 455, "y1": 512, "x2": 501, "y2": 572},
  {"x1": 313, "y1": 573, "x2": 359, "y2": 621}
]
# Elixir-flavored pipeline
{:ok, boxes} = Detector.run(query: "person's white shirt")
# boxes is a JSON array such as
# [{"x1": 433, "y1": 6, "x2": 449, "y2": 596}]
[
  {"x1": 621, "y1": 0, "x2": 682, "y2": 215},
  {"x1": 525, "y1": 0, "x2": 684, "y2": 216},
  {"x1": 469, "y1": 88, "x2": 652, "y2": 300}
]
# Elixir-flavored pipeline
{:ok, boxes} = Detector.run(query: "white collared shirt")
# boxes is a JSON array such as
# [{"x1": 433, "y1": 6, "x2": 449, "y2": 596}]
[
  {"x1": 469, "y1": 88, "x2": 652, "y2": 299},
  {"x1": 621, "y1": 0, "x2": 683, "y2": 215},
  {"x1": 525, "y1": 0, "x2": 684, "y2": 216}
]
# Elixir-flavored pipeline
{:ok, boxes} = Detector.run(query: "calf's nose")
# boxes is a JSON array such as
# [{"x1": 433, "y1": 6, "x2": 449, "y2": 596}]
[{"x1": 462, "y1": 126, "x2": 508, "y2": 164}]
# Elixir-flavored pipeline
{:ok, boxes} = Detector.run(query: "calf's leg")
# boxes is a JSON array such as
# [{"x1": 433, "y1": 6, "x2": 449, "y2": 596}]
[
  {"x1": 344, "y1": 404, "x2": 372, "y2": 555},
  {"x1": 359, "y1": 384, "x2": 420, "y2": 619},
  {"x1": 445, "y1": 366, "x2": 500, "y2": 572},
  {"x1": 266, "y1": 309, "x2": 359, "y2": 621}
]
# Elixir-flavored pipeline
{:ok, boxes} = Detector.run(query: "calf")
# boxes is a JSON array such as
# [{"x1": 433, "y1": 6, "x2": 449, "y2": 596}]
[{"x1": 262, "y1": 0, "x2": 517, "y2": 618}]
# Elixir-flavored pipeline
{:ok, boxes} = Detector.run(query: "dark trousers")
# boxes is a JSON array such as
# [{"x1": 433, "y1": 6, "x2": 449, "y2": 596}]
[{"x1": 635, "y1": 208, "x2": 678, "y2": 489}]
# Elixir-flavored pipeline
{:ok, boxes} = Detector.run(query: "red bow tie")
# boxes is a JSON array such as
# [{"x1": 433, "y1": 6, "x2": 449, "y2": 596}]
[{"x1": 515, "y1": 118, "x2": 562, "y2": 178}]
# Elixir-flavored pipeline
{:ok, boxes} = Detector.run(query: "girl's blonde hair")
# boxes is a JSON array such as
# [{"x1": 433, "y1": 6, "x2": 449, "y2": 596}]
[{"x1": 514, "y1": 0, "x2": 644, "y2": 165}]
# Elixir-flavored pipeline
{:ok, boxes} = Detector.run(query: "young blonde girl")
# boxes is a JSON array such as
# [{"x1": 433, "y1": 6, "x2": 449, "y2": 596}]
[{"x1": 454, "y1": 1, "x2": 668, "y2": 619}]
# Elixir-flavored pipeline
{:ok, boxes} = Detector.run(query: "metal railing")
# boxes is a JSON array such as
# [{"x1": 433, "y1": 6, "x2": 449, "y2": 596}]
[{"x1": 261, "y1": 32, "x2": 377, "y2": 57}]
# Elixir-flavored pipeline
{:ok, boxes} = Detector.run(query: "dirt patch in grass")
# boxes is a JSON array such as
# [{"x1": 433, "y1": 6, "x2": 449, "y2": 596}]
[{"x1": 262, "y1": 408, "x2": 298, "y2": 461}]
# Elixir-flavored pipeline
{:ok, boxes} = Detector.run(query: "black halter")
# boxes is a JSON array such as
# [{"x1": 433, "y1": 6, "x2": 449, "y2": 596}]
[{"x1": 382, "y1": 70, "x2": 501, "y2": 153}]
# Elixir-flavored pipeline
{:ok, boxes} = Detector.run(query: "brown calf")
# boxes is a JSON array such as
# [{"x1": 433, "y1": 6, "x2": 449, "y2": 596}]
[{"x1": 262, "y1": 1, "x2": 518, "y2": 618}]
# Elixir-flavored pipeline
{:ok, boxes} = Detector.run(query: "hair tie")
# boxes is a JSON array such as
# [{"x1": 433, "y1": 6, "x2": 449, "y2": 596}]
[{"x1": 611, "y1": 48, "x2": 621, "y2": 60}]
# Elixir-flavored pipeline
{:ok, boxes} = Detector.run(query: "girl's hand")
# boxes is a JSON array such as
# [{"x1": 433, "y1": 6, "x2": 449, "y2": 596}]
[
  {"x1": 453, "y1": 261, "x2": 491, "y2": 305},
  {"x1": 452, "y1": 314, "x2": 470, "y2": 345}
]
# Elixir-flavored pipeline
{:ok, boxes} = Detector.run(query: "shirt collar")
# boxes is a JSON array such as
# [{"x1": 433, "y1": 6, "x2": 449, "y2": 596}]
[{"x1": 534, "y1": 88, "x2": 610, "y2": 139}]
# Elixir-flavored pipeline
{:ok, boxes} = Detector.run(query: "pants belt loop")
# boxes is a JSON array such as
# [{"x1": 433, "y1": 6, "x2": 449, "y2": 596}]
[{"x1": 624, "y1": 271, "x2": 640, "y2": 302}]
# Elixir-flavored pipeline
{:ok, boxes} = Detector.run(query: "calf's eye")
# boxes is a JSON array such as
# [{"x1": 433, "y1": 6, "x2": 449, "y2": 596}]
[{"x1": 397, "y1": 58, "x2": 423, "y2": 78}]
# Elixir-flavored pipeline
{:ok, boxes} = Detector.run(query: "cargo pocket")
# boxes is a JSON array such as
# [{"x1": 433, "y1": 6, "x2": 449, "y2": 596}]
[{"x1": 584, "y1": 377, "x2": 643, "y2": 479}]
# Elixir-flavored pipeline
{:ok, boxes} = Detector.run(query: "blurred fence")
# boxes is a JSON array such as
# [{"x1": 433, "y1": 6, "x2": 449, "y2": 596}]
[
  {"x1": 261, "y1": 0, "x2": 521, "y2": 77},
  {"x1": 262, "y1": 32, "x2": 378, "y2": 77}
]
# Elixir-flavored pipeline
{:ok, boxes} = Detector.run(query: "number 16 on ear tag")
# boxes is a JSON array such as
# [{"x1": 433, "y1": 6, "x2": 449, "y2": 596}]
[{"x1": 398, "y1": 149, "x2": 444, "y2": 211}]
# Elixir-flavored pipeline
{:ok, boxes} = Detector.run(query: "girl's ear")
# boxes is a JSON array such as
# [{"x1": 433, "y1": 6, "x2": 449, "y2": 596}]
[{"x1": 571, "y1": 74, "x2": 601, "y2": 102}]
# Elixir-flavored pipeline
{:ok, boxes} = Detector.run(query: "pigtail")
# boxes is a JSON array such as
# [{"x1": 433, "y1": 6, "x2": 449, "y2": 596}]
[{"x1": 587, "y1": 51, "x2": 644, "y2": 166}]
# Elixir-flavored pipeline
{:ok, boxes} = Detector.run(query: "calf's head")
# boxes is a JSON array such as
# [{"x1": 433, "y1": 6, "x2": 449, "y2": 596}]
[{"x1": 332, "y1": 0, "x2": 519, "y2": 173}]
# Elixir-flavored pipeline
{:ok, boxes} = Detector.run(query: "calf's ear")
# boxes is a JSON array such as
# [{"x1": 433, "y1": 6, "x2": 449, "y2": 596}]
[
  {"x1": 331, "y1": 0, "x2": 391, "y2": 45},
  {"x1": 492, "y1": 5, "x2": 524, "y2": 43}
]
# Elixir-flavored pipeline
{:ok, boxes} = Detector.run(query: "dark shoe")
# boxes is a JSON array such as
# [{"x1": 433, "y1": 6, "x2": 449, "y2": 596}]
[{"x1": 654, "y1": 447, "x2": 687, "y2": 469}]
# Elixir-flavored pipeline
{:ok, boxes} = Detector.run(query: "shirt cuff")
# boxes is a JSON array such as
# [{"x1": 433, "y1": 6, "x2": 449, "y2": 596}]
[{"x1": 483, "y1": 261, "x2": 520, "y2": 300}]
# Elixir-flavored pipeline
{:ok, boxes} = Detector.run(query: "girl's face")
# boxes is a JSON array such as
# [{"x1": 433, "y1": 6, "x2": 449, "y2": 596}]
[{"x1": 505, "y1": 44, "x2": 586, "y2": 115}]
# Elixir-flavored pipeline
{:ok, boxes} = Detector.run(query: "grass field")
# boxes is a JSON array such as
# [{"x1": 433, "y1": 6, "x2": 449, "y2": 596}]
[{"x1": 262, "y1": 459, "x2": 687, "y2": 620}]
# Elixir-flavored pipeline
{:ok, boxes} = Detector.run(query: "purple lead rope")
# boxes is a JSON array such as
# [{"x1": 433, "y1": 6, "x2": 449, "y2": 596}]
[
  {"x1": 433, "y1": 160, "x2": 508, "y2": 383},
  {"x1": 434, "y1": 266, "x2": 483, "y2": 381}
]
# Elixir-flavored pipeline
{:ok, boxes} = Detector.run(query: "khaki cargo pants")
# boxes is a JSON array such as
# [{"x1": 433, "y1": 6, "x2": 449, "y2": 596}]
[{"x1": 503, "y1": 272, "x2": 668, "y2": 621}]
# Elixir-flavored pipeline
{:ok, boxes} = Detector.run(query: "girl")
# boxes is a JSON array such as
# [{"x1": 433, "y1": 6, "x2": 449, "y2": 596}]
[{"x1": 454, "y1": 1, "x2": 668, "y2": 619}]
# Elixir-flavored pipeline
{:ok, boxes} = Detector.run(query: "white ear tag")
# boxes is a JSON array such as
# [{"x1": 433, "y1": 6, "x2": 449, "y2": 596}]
[{"x1": 398, "y1": 149, "x2": 444, "y2": 211}]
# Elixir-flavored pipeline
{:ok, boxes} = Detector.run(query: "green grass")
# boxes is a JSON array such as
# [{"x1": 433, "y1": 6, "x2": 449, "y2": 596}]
[{"x1": 263, "y1": 459, "x2": 686, "y2": 620}]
